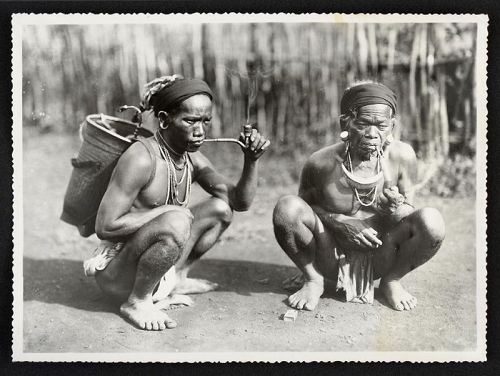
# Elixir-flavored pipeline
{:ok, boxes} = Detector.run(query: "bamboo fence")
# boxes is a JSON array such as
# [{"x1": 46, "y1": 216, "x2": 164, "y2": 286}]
[{"x1": 22, "y1": 23, "x2": 476, "y2": 158}]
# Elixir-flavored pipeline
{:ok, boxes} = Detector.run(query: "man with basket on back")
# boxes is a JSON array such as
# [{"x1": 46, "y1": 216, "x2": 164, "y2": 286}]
[{"x1": 83, "y1": 75, "x2": 270, "y2": 330}]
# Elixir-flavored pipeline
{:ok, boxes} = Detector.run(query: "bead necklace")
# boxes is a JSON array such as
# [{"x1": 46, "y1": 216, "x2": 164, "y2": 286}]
[
  {"x1": 155, "y1": 131, "x2": 191, "y2": 207},
  {"x1": 156, "y1": 131, "x2": 187, "y2": 170},
  {"x1": 342, "y1": 146, "x2": 383, "y2": 207}
]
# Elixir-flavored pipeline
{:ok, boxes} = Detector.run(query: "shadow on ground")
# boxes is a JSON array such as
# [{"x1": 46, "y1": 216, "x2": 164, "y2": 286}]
[{"x1": 24, "y1": 257, "x2": 316, "y2": 312}]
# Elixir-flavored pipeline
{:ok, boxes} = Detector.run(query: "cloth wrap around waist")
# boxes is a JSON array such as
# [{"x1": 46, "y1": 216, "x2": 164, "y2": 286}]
[
  {"x1": 340, "y1": 83, "x2": 397, "y2": 115},
  {"x1": 336, "y1": 248, "x2": 374, "y2": 304}
]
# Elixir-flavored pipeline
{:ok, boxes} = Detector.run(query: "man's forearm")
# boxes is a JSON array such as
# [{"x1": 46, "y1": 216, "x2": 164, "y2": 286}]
[
  {"x1": 310, "y1": 204, "x2": 350, "y2": 232},
  {"x1": 96, "y1": 205, "x2": 186, "y2": 240},
  {"x1": 229, "y1": 157, "x2": 258, "y2": 211},
  {"x1": 310, "y1": 204, "x2": 375, "y2": 249}
]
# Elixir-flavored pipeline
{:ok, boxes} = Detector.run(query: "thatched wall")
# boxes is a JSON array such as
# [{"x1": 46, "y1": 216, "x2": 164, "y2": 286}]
[{"x1": 22, "y1": 23, "x2": 476, "y2": 158}]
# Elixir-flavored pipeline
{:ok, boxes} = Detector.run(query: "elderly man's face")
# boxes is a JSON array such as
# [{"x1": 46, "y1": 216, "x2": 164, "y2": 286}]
[
  {"x1": 348, "y1": 103, "x2": 394, "y2": 158},
  {"x1": 166, "y1": 94, "x2": 213, "y2": 153}
]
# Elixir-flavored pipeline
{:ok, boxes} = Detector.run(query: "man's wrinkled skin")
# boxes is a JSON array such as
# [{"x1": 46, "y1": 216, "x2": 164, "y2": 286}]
[
  {"x1": 95, "y1": 94, "x2": 270, "y2": 330},
  {"x1": 273, "y1": 102, "x2": 445, "y2": 312}
]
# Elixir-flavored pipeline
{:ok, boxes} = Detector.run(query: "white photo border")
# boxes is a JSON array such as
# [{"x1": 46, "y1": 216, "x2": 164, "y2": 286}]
[{"x1": 11, "y1": 12, "x2": 489, "y2": 362}]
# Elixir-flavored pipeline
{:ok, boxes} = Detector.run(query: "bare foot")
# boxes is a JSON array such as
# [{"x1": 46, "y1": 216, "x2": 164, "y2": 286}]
[
  {"x1": 120, "y1": 299, "x2": 177, "y2": 330},
  {"x1": 172, "y1": 278, "x2": 219, "y2": 295},
  {"x1": 380, "y1": 279, "x2": 417, "y2": 311},
  {"x1": 287, "y1": 280, "x2": 324, "y2": 311},
  {"x1": 154, "y1": 294, "x2": 194, "y2": 310}
]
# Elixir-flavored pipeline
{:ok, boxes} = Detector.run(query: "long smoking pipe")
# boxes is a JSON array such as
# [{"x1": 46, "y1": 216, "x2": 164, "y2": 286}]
[
  {"x1": 119, "y1": 105, "x2": 253, "y2": 148},
  {"x1": 204, "y1": 124, "x2": 253, "y2": 148},
  {"x1": 203, "y1": 137, "x2": 247, "y2": 148}
]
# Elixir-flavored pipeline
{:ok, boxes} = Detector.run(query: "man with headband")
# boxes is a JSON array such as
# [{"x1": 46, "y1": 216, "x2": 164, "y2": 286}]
[
  {"x1": 273, "y1": 81, "x2": 445, "y2": 312},
  {"x1": 84, "y1": 75, "x2": 270, "y2": 330}
]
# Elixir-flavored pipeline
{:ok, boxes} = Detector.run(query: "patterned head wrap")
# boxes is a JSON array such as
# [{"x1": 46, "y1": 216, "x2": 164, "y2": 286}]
[
  {"x1": 141, "y1": 75, "x2": 213, "y2": 116},
  {"x1": 340, "y1": 82, "x2": 397, "y2": 116}
]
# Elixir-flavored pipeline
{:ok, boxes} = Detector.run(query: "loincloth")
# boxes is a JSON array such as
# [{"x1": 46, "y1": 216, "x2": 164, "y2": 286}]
[
  {"x1": 83, "y1": 240, "x2": 177, "y2": 302},
  {"x1": 83, "y1": 240, "x2": 124, "y2": 276},
  {"x1": 335, "y1": 248, "x2": 374, "y2": 304}
]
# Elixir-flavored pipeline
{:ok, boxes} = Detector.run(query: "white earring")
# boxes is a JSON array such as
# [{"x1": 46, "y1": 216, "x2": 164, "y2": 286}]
[{"x1": 340, "y1": 131, "x2": 349, "y2": 142}]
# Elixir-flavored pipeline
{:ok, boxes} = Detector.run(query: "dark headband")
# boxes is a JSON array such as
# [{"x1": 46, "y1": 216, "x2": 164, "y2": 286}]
[
  {"x1": 142, "y1": 76, "x2": 214, "y2": 115},
  {"x1": 340, "y1": 83, "x2": 397, "y2": 115},
  {"x1": 154, "y1": 78, "x2": 213, "y2": 112}
]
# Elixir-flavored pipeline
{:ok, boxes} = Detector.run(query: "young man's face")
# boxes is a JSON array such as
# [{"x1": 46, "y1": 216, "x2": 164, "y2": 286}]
[
  {"x1": 347, "y1": 103, "x2": 394, "y2": 159},
  {"x1": 164, "y1": 94, "x2": 213, "y2": 153}
]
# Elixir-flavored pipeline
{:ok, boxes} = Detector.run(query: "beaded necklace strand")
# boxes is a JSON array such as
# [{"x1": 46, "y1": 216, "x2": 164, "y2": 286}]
[
  {"x1": 155, "y1": 131, "x2": 191, "y2": 207},
  {"x1": 343, "y1": 146, "x2": 383, "y2": 207},
  {"x1": 156, "y1": 131, "x2": 187, "y2": 170}
]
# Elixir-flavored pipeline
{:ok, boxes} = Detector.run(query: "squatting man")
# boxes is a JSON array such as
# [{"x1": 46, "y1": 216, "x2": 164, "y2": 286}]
[
  {"x1": 84, "y1": 75, "x2": 270, "y2": 330},
  {"x1": 273, "y1": 82, "x2": 445, "y2": 312}
]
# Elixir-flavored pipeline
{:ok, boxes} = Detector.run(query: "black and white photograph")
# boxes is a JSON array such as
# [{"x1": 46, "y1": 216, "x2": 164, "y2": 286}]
[{"x1": 11, "y1": 13, "x2": 488, "y2": 362}]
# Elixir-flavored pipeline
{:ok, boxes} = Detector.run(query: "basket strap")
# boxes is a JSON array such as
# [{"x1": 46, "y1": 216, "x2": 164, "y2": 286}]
[
  {"x1": 135, "y1": 138, "x2": 157, "y2": 190},
  {"x1": 71, "y1": 158, "x2": 101, "y2": 169}
]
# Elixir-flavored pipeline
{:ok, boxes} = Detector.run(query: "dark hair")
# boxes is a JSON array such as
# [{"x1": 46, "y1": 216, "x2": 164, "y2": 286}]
[
  {"x1": 140, "y1": 74, "x2": 185, "y2": 117},
  {"x1": 149, "y1": 95, "x2": 183, "y2": 118}
]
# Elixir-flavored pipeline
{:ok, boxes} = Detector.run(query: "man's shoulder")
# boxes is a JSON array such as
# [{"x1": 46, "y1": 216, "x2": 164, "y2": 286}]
[
  {"x1": 118, "y1": 138, "x2": 155, "y2": 172},
  {"x1": 387, "y1": 140, "x2": 417, "y2": 163},
  {"x1": 307, "y1": 143, "x2": 344, "y2": 169}
]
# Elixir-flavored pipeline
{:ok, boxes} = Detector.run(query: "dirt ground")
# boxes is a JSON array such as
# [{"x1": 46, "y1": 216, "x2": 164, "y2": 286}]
[{"x1": 21, "y1": 133, "x2": 478, "y2": 354}]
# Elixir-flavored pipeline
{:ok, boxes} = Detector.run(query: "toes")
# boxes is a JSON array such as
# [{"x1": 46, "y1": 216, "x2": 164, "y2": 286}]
[
  {"x1": 296, "y1": 299, "x2": 307, "y2": 310},
  {"x1": 151, "y1": 320, "x2": 160, "y2": 331},
  {"x1": 158, "y1": 320, "x2": 166, "y2": 330},
  {"x1": 288, "y1": 297, "x2": 299, "y2": 309},
  {"x1": 165, "y1": 318, "x2": 177, "y2": 329},
  {"x1": 145, "y1": 321, "x2": 153, "y2": 331},
  {"x1": 304, "y1": 302, "x2": 316, "y2": 311},
  {"x1": 395, "y1": 303, "x2": 404, "y2": 311},
  {"x1": 402, "y1": 301, "x2": 411, "y2": 311},
  {"x1": 408, "y1": 297, "x2": 417, "y2": 309},
  {"x1": 208, "y1": 280, "x2": 219, "y2": 288}
]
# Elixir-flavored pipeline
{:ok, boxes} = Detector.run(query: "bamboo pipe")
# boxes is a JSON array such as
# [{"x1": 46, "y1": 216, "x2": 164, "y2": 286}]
[
  {"x1": 204, "y1": 123, "x2": 253, "y2": 148},
  {"x1": 203, "y1": 138, "x2": 247, "y2": 148}
]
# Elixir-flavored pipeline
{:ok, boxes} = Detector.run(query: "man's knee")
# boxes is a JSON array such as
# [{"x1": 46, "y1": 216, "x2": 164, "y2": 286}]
[
  {"x1": 273, "y1": 195, "x2": 309, "y2": 229},
  {"x1": 157, "y1": 211, "x2": 193, "y2": 250},
  {"x1": 209, "y1": 198, "x2": 233, "y2": 226},
  {"x1": 412, "y1": 207, "x2": 445, "y2": 246}
]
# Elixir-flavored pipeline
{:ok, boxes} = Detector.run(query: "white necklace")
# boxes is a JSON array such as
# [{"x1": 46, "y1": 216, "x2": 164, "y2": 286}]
[
  {"x1": 155, "y1": 132, "x2": 191, "y2": 207},
  {"x1": 156, "y1": 131, "x2": 187, "y2": 170},
  {"x1": 342, "y1": 146, "x2": 383, "y2": 207}
]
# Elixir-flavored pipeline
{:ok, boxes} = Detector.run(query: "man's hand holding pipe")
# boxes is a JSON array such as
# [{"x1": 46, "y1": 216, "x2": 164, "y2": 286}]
[{"x1": 239, "y1": 128, "x2": 271, "y2": 160}]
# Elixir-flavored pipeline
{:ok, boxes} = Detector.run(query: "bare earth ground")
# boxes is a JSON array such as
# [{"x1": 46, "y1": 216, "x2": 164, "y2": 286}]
[{"x1": 22, "y1": 133, "x2": 477, "y2": 353}]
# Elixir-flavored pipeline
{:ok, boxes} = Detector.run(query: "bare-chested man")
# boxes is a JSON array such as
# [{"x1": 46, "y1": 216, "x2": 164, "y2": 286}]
[
  {"x1": 83, "y1": 75, "x2": 270, "y2": 330},
  {"x1": 273, "y1": 82, "x2": 445, "y2": 311}
]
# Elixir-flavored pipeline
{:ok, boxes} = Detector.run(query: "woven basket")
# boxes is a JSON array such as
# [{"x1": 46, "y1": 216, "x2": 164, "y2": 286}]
[{"x1": 61, "y1": 114, "x2": 152, "y2": 237}]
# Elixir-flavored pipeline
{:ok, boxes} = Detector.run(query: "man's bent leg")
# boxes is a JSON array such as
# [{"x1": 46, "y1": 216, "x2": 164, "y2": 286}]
[
  {"x1": 374, "y1": 207, "x2": 445, "y2": 311},
  {"x1": 173, "y1": 197, "x2": 233, "y2": 295},
  {"x1": 95, "y1": 211, "x2": 192, "y2": 330},
  {"x1": 273, "y1": 195, "x2": 337, "y2": 311}
]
